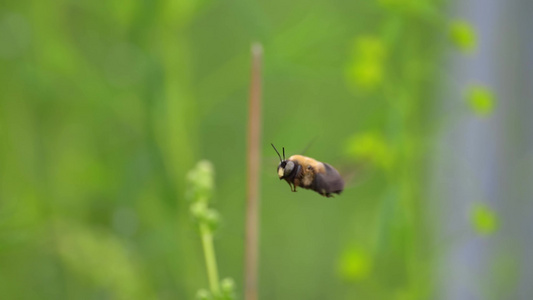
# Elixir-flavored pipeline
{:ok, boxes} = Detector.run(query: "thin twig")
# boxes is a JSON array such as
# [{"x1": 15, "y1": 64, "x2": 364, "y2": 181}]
[{"x1": 245, "y1": 42, "x2": 263, "y2": 300}]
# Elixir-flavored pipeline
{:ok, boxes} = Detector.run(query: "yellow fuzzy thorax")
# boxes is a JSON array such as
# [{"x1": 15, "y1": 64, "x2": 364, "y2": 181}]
[{"x1": 288, "y1": 155, "x2": 326, "y2": 173}]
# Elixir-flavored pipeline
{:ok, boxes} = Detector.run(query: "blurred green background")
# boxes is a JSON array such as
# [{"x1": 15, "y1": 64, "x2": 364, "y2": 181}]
[{"x1": 1, "y1": 0, "x2": 530, "y2": 299}]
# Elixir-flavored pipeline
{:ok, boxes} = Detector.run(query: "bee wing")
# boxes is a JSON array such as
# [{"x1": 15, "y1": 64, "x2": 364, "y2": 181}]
[
  {"x1": 314, "y1": 163, "x2": 345, "y2": 194},
  {"x1": 336, "y1": 160, "x2": 375, "y2": 191}
]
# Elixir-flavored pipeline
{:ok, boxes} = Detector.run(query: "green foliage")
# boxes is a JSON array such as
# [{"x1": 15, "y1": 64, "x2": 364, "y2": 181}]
[
  {"x1": 0, "y1": 0, "x2": 500, "y2": 299},
  {"x1": 56, "y1": 222, "x2": 153, "y2": 299},
  {"x1": 345, "y1": 36, "x2": 387, "y2": 91},
  {"x1": 345, "y1": 132, "x2": 394, "y2": 170}
]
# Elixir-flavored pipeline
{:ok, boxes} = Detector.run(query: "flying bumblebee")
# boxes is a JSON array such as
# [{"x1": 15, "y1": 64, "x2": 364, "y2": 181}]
[{"x1": 271, "y1": 143, "x2": 344, "y2": 197}]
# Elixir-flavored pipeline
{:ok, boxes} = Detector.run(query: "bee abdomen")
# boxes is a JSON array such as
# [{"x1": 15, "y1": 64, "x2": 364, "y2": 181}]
[{"x1": 312, "y1": 163, "x2": 344, "y2": 197}]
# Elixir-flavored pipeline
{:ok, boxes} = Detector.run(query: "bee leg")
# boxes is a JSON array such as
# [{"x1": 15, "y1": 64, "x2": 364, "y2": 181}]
[
  {"x1": 288, "y1": 182, "x2": 297, "y2": 192},
  {"x1": 287, "y1": 181, "x2": 294, "y2": 192}
]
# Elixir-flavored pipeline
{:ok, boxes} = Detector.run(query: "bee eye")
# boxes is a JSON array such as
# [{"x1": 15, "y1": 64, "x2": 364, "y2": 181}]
[{"x1": 284, "y1": 161, "x2": 294, "y2": 175}]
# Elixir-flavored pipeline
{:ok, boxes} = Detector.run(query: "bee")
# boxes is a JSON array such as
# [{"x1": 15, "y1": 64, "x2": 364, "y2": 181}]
[{"x1": 271, "y1": 143, "x2": 344, "y2": 197}]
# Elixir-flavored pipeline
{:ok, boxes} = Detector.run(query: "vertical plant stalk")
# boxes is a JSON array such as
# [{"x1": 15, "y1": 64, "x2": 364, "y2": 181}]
[
  {"x1": 200, "y1": 221, "x2": 220, "y2": 295},
  {"x1": 245, "y1": 42, "x2": 263, "y2": 300}
]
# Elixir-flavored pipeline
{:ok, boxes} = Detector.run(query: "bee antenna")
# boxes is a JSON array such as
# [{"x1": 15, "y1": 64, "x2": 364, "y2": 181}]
[
  {"x1": 282, "y1": 147, "x2": 285, "y2": 160},
  {"x1": 271, "y1": 143, "x2": 283, "y2": 162}
]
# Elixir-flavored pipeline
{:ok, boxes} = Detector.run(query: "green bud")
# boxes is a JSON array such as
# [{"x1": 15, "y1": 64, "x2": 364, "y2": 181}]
[
  {"x1": 190, "y1": 202, "x2": 208, "y2": 220},
  {"x1": 196, "y1": 289, "x2": 212, "y2": 300},
  {"x1": 221, "y1": 278, "x2": 235, "y2": 297},
  {"x1": 205, "y1": 209, "x2": 220, "y2": 231},
  {"x1": 190, "y1": 204, "x2": 220, "y2": 233},
  {"x1": 187, "y1": 160, "x2": 215, "y2": 201}
]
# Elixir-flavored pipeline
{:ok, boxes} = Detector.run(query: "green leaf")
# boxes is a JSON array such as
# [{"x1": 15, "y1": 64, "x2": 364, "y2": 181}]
[
  {"x1": 449, "y1": 20, "x2": 477, "y2": 53},
  {"x1": 470, "y1": 203, "x2": 498, "y2": 236},
  {"x1": 466, "y1": 85, "x2": 495, "y2": 116}
]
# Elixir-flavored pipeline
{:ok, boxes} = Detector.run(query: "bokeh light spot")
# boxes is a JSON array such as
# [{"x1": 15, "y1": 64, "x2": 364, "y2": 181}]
[
  {"x1": 338, "y1": 247, "x2": 372, "y2": 281},
  {"x1": 449, "y1": 20, "x2": 477, "y2": 53},
  {"x1": 471, "y1": 203, "x2": 498, "y2": 236},
  {"x1": 466, "y1": 85, "x2": 495, "y2": 116},
  {"x1": 345, "y1": 36, "x2": 387, "y2": 91}
]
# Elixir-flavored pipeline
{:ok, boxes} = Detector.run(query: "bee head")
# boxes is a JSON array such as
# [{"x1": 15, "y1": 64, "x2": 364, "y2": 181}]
[
  {"x1": 277, "y1": 160, "x2": 295, "y2": 179},
  {"x1": 271, "y1": 143, "x2": 294, "y2": 179}
]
